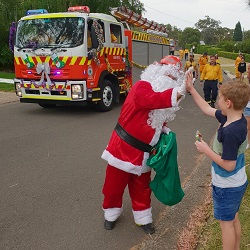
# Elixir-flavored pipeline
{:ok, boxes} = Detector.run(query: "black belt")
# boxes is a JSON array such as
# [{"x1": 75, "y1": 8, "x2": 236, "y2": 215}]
[{"x1": 115, "y1": 123, "x2": 153, "y2": 153}]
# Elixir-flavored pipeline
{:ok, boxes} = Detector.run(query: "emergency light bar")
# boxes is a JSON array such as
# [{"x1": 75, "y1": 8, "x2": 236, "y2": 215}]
[
  {"x1": 68, "y1": 6, "x2": 90, "y2": 13},
  {"x1": 26, "y1": 9, "x2": 48, "y2": 15}
]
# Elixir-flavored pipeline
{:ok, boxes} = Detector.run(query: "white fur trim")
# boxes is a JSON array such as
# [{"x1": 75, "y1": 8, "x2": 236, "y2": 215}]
[
  {"x1": 101, "y1": 150, "x2": 151, "y2": 176},
  {"x1": 171, "y1": 87, "x2": 178, "y2": 106},
  {"x1": 149, "y1": 128, "x2": 161, "y2": 147},
  {"x1": 103, "y1": 207, "x2": 123, "y2": 221},
  {"x1": 162, "y1": 126, "x2": 171, "y2": 134},
  {"x1": 133, "y1": 207, "x2": 153, "y2": 225},
  {"x1": 172, "y1": 87, "x2": 185, "y2": 106}
]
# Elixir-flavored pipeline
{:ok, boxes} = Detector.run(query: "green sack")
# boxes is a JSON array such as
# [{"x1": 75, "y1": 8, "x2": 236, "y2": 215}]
[{"x1": 147, "y1": 132, "x2": 185, "y2": 206}]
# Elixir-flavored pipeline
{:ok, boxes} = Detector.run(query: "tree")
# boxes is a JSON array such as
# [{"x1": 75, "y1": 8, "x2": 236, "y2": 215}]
[
  {"x1": 178, "y1": 27, "x2": 200, "y2": 48},
  {"x1": 233, "y1": 21, "x2": 243, "y2": 41},
  {"x1": 195, "y1": 16, "x2": 221, "y2": 44},
  {"x1": 244, "y1": 30, "x2": 250, "y2": 40},
  {"x1": 214, "y1": 27, "x2": 233, "y2": 43},
  {"x1": 164, "y1": 24, "x2": 182, "y2": 43}
]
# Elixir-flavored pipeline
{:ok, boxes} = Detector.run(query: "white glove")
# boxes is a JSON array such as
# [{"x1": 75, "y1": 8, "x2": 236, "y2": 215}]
[
  {"x1": 186, "y1": 66, "x2": 194, "y2": 75},
  {"x1": 177, "y1": 81, "x2": 186, "y2": 96}
]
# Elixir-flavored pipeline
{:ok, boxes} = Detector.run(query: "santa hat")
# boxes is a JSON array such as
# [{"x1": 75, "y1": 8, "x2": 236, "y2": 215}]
[{"x1": 160, "y1": 55, "x2": 182, "y2": 69}]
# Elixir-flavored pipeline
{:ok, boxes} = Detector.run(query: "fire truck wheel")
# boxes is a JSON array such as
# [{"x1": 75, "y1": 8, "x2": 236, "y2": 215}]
[
  {"x1": 38, "y1": 103, "x2": 56, "y2": 108},
  {"x1": 96, "y1": 80, "x2": 114, "y2": 112}
]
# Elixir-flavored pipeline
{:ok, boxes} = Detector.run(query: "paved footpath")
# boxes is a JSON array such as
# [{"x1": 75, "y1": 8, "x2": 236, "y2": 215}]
[{"x1": 0, "y1": 91, "x2": 18, "y2": 105}]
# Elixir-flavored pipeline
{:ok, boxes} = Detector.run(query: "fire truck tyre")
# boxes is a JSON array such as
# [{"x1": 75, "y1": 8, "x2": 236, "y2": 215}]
[
  {"x1": 38, "y1": 103, "x2": 56, "y2": 108},
  {"x1": 96, "y1": 80, "x2": 114, "y2": 112}
]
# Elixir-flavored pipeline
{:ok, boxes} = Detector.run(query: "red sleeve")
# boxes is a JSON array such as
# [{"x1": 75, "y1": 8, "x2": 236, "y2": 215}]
[{"x1": 133, "y1": 81, "x2": 173, "y2": 110}]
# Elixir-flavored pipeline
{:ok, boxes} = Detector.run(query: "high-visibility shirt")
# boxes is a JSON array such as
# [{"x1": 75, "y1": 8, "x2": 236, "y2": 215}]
[
  {"x1": 111, "y1": 33, "x2": 117, "y2": 43},
  {"x1": 235, "y1": 56, "x2": 242, "y2": 67},
  {"x1": 200, "y1": 63, "x2": 223, "y2": 83},
  {"x1": 179, "y1": 50, "x2": 184, "y2": 56},
  {"x1": 184, "y1": 60, "x2": 198, "y2": 71},
  {"x1": 198, "y1": 56, "x2": 208, "y2": 72},
  {"x1": 184, "y1": 49, "x2": 189, "y2": 53}
]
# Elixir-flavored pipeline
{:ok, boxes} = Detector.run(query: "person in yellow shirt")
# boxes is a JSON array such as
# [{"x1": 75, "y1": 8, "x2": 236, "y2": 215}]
[
  {"x1": 179, "y1": 49, "x2": 184, "y2": 60},
  {"x1": 184, "y1": 54, "x2": 198, "y2": 80},
  {"x1": 87, "y1": 30, "x2": 92, "y2": 49},
  {"x1": 200, "y1": 55, "x2": 223, "y2": 108},
  {"x1": 111, "y1": 32, "x2": 118, "y2": 43},
  {"x1": 235, "y1": 53, "x2": 243, "y2": 78},
  {"x1": 184, "y1": 48, "x2": 189, "y2": 60},
  {"x1": 198, "y1": 52, "x2": 209, "y2": 75}
]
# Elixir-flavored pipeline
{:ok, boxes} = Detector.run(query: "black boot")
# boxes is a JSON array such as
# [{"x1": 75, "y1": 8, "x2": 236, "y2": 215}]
[
  {"x1": 140, "y1": 223, "x2": 155, "y2": 234},
  {"x1": 104, "y1": 220, "x2": 116, "y2": 230},
  {"x1": 210, "y1": 101, "x2": 215, "y2": 108}
]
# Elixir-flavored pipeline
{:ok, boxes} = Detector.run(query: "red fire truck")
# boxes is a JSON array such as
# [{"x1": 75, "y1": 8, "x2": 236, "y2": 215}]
[{"x1": 10, "y1": 6, "x2": 170, "y2": 111}]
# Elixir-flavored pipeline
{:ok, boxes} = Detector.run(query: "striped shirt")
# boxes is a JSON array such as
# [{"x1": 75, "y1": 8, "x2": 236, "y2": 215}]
[{"x1": 211, "y1": 110, "x2": 247, "y2": 188}]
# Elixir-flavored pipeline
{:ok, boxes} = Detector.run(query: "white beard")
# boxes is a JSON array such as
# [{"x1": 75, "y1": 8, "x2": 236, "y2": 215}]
[{"x1": 140, "y1": 63, "x2": 185, "y2": 130}]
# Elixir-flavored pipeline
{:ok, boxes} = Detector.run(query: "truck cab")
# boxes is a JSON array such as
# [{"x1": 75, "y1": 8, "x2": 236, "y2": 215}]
[{"x1": 11, "y1": 6, "x2": 127, "y2": 111}]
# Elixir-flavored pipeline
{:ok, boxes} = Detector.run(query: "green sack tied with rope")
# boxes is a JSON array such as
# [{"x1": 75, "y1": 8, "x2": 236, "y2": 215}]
[{"x1": 147, "y1": 132, "x2": 185, "y2": 206}]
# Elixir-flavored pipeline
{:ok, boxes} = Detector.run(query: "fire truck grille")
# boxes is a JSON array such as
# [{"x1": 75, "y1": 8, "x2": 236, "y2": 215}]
[
  {"x1": 25, "y1": 90, "x2": 67, "y2": 96},
  {"x1": 25, "y1": 89, "x2": 40, "y2": 94}
]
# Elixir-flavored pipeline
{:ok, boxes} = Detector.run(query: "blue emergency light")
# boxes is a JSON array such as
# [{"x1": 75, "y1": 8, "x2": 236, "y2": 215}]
[{"x1": 26, "y1": 9, "x2": 48, "y2": 15}]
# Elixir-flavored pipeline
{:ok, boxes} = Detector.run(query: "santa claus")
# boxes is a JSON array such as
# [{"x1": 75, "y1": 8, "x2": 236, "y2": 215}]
[{"x1": 101, "y1": 55, "x2": 187, "y2": 234}]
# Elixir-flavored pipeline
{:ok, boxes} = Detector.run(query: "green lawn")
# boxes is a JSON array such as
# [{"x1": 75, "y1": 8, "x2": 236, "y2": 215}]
[
  {"x1": 0, "y1": 83, "x2": 15, "y2": 92},
  {"x1": 0, "y1": 71, "x2": 15, "y2": 79},
  {"x1": 0, "y1": 71, "x2": 15, "y2": 92}
]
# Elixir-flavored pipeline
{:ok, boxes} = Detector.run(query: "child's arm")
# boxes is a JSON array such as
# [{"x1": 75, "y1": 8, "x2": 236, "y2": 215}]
[
  {"x1": 195, "y1": 140, "x2": 236, "y2": 171},
  {"x1": 185, "y1": 72, "x2": 216, "y2": 117}
]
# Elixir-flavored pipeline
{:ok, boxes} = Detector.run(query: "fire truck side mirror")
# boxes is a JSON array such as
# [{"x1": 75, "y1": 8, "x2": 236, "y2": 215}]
[
  {"x1": 88, "y1": 53, "x2": 93, "y2": 60},
  {"x1": 9, "y1": 22, "x2": 16, "y2": 53}
]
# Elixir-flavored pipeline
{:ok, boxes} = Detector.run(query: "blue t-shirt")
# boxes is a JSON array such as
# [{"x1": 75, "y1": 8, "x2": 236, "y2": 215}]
[
  {"x1": 211, "y1": 110, "x2": 247, "y2": 188},
  {"x1": 216, "y1": 110, "x2": 247, "y2": 160}
]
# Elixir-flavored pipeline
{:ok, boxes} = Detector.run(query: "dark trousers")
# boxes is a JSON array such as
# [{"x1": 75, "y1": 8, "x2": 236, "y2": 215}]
[{"x1": 203, "y1": 80, "x2": 218, "y2": 103}]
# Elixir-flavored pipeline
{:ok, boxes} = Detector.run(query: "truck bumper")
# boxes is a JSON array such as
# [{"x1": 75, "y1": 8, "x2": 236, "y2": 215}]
[{"x1": 20, "y1": 98, "x2": 89, "y2": 106}]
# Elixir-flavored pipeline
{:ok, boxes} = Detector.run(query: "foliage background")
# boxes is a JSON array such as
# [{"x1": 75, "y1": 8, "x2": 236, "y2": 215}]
[{"x1": 1, "y1": 0, "x2": 250, "y2": 69}]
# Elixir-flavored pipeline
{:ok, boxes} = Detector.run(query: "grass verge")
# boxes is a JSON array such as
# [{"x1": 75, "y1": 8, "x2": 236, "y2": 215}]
[
  {"x1": 0, "y1": 83, "x2": 15, "y2": 92},
  {"x1": 0, "y1": 71, "x2": 15, "y2": 79}
]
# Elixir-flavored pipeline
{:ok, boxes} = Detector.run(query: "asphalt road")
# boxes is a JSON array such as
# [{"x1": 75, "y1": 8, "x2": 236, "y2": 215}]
[{"x1": 0, "y1": 72, "x2": 230, "y2": 250}]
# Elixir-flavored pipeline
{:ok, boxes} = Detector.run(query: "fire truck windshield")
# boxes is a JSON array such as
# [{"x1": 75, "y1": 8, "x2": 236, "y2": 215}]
[{"x1": 15, "y1": 17, "x2": 85, "y2": 49}]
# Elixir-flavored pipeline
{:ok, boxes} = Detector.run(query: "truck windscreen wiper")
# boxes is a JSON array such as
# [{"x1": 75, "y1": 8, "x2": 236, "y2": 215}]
[{"x1": 50, "y1": 45, "x2": 68, "y2": 52}]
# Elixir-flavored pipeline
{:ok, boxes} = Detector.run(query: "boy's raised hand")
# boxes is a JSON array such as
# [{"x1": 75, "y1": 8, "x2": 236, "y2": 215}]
[{"x1": 185, "y1": 71, "x2": 194, "y2": 92}]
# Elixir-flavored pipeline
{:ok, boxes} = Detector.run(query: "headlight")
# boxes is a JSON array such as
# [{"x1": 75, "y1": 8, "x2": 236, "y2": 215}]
[
  {"x1": 71, "y1": 84, "x2": 83, "y2": 99},
  {"x1": 72, "y1": 85, "x2": 82, "y2": 93},
  {"x1": 15, "y1": 82, "x2": 22, "y2": 97}
]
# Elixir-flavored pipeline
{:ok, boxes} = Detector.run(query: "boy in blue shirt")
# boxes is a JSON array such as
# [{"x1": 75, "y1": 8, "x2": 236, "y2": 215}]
[{"x1": 186, "y1": 73, "x2": 249, "y2": 250}]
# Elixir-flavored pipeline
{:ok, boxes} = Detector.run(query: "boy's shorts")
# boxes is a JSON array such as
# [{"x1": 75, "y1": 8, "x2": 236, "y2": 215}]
[
  {"x1": 212, "y1": 181, "x2": 248, "y2": 221},
  {"x1": 244, "y1": 107, "x2": 250, "y2": 117}
]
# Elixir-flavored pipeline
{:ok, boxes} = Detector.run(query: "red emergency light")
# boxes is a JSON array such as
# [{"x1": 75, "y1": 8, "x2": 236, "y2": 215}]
[{"x1": 68, "y1": 6, "x2": 90, "y2": 13}]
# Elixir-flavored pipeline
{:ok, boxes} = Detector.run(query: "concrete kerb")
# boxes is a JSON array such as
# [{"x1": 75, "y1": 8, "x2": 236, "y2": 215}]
[
  {"x1": 0, "y1": 78, "x2": 14, "y2": 84},
  {"x1": 222, "y1": 70, "x2": 235, "y2": 80}
]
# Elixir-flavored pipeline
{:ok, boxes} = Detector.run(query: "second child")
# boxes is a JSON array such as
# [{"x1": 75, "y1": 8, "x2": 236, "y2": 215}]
[{"x1": 238, "y1": 57, "x2": 246, "y2": 82}]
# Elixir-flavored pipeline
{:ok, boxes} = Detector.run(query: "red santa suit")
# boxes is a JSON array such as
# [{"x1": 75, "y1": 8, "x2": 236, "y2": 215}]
[{"x1": 101, "y1": 59, "x2": 185, "y2": 226}]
